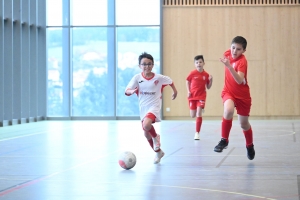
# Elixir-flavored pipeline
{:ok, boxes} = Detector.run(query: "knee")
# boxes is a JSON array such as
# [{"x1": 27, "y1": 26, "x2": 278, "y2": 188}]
[
  {"x1": 224, "y1": 109, "x2": 234, "y2": 118},
  {"x1": 240, "y1": 121, "x2": 250, "y2": 130},
  {"x1": 142, "y1": 122, "x2": 152, "y2": 131}
]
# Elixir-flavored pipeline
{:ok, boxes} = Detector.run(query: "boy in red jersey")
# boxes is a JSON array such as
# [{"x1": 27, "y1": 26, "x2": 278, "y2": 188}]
[
  {"x1": 214, "y1": 36, "x2": 255, "y2": 160},
  {"x1": 125, "y1": 52, "x2": 178, "y2": 164},
  {"x1": 186, "y1": 55, "x2": 213, "y2": 140}
]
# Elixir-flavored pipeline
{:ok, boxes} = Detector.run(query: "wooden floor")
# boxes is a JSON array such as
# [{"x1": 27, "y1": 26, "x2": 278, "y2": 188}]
[{"x1": 0, "y1": 119, "x2": 299, "y2": 200}]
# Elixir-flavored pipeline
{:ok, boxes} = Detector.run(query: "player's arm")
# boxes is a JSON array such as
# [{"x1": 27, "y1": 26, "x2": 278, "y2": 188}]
[
  {"x1": 125, "y1": 88, "x2": 138, "y2": 96},
  {"x1": 207, "y1": 75, "x2": 213, "y2": 89},
  {"x1": 169, "y1": 83, "x2": 178, "y2": 100},
  {"x1": 220, "y1": 57, "x2": 245, "y2": 84},
  {"x1": 186, "y1": 80, "x2": 191, "y2": 97}
]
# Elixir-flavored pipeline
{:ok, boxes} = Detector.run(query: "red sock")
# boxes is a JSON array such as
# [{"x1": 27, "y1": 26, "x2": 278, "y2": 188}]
[
  {"x1": 222, "y1": 117, "x2": 232, "y2": 142},
  {"x1": 243, "y1": 127, "x2": 253, "y2": 147},
  {"x1": 148, "y1": 125, "x2": 157, "y2": 138},
  {"x1": 196, "y1": 117, "x2": 202, "y2": 133},
  {"x1": 147, "y1": 138, "x2": 154, "y2": 149}
]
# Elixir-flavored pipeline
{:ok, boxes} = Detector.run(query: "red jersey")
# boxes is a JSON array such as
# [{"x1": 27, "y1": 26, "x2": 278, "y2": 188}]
[
  {"x1": 186, "y1": 69, "x2": 210, "y2": 100},
  {"x1": 222, "y1": 49, "x2": 251, "y2": 99}
]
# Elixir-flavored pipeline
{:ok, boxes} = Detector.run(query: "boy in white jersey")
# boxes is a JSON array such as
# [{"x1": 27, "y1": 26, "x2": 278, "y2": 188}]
[{"x1": 125, "y1": 52, "x2": 178, "y2": 164}]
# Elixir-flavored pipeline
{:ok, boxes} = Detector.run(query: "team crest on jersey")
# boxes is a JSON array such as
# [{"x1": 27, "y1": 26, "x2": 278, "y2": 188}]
[
  {"x1": 154, "y1": 80, "x2": 159, "y2": 85},
  {"x1": 203, "y1": 76, "x2": 206, "y2": 80}
]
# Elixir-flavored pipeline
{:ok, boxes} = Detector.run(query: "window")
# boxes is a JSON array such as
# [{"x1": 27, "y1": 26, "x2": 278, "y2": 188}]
[
  {"x1": 46, "y1": 0, "x2": 161, "y2": 118},
  {"x1": 116, "y1": 27, "x2": 160, "y2": 116}
]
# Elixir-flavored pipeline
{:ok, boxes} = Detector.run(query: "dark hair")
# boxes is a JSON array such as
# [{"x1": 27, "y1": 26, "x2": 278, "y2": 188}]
[
  {"x1": 194, "y1": 55, "x2": 204, "y2": 62},
  {"x1": 138, "y1": 52, "x2": 154, "y2": 64},
  {"x1": 232, "y1": 36, "x2": 247, "y2": 49}
]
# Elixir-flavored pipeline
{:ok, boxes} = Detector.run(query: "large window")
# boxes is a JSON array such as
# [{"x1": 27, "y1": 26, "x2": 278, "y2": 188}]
[
  {"x1": 47, "y1": 28, "x2": 70, "y2": 117},
  {"x1": 46, "y1": 0, "x2": 161, "y2": 118},
  {"x1": 116, "y1": 27, "x2": 160, "y2": 116},
  {"x1": 72, "y1": 27, "x2": 114, "y2": 116}
]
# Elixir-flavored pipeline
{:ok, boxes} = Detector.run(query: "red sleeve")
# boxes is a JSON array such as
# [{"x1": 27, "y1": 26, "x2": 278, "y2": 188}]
[
  {"x1": 186, "y1": 71, "x2": 193, "y2": 81},
  {"x1": 236, "y1": 58, "x2": 247, "y2": 74}
]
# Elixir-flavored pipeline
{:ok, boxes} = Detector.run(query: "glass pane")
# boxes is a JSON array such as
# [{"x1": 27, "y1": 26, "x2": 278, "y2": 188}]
[
  {"x1": 47, "y1": 28, "x2": 69, "y2": 116},
  {"x1": 116, "y1": 27, "x2": 160, "y2": 116},
  {"x1": 116, "y1": 0, "x2": 160, "y2": 25},
  {"x1": 72, "y1": 27, "x2": 114, "y2": 116},
  {"x1": 71, "y1": 0, "x2": 107, "y2": 26},
  {"x1": 47, "y1": 0, "x2": 63, "y2": 26}
]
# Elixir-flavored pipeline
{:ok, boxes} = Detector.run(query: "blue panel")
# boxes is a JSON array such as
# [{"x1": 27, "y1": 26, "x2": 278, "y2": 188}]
[
  {"x1": 0, "y1": 0, "x2": 4, "y2": 121},
  {"x1": 21, "y1": 0, "x2": 30, "y2": 118},
  {"x1": 29, "y1": 0, "x2": 37, "y2": 117},
  {"x1": 3, "y1": 0, "x2": 13, "y2": 121},
  {"x1": 37, "y1": 0, "x2": 46, "y2": 117},
  {"x1": 13, "y1": 0, "x2": 22, "y2": 120}
]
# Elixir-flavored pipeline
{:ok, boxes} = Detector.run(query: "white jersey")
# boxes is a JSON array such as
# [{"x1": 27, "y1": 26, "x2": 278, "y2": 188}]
[{"x1": 125, "y1": 73, "x2": 173, "y2": 122}]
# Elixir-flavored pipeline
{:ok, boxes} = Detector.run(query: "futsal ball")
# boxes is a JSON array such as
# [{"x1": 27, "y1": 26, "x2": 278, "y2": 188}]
[{"x1": 118, "y1": 151, "x2": 136, "y2": 170}]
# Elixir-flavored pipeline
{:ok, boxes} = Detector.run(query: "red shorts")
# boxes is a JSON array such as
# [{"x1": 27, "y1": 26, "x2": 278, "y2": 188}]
[
  {"x1": 222, "y1": 93, "x2": 251, "y2": 116},
  {"x1": 143, "y1": 112, "x2": 156, "y2": 123},
  {"x1": 189, "y1": 100, "x2": 205, "y2": 110}
]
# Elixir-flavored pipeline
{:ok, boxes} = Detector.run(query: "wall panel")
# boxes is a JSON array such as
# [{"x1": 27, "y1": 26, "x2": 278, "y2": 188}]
[
  {"x1": 29, "y1": 0, "x2": 37, "y2": 118},
  {"x1": 0, "y1": 0, "x2": 3, "y2": 123},
  {"x1": 21, "y1": 0, "x2": 30, "y2": 119},
  {"x1": 13, "y1": 0, "x2": 22, "y2": 121},
  {"x1": 3, "y1": 0, "x2": 13, "y2": 122},
  {"x1": 162, "y1": 5, "x2": 300, "y2": 119},
  {"x1": 0, "y1": 0, "x2": 46, "y2": 126}
]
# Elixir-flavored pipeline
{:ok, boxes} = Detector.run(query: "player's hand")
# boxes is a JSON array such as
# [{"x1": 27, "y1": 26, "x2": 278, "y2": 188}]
[
  {"x1": 220, "y1": 56, "x2": 231, "y2": 68},
  {"x1": 126, "y1": 88, "x2": 137, "y2": 95},
  {"x1": 172, "y1": 91, "x2": 177, "y2": 100}
]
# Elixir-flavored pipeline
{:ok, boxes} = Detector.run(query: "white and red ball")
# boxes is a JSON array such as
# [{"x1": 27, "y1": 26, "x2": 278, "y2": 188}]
[{"x1": 118, "y1": 151, "x2": 136, "y2": 170}]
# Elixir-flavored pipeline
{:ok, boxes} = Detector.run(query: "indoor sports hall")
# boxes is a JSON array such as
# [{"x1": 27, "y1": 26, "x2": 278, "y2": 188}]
[{"x1": 0, "y1": 0, "x2": 299, "y2": 200}]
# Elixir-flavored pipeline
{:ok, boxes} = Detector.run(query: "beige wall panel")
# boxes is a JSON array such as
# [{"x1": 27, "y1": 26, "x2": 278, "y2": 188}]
[
  {"x1": 264, "y1": 8, "x2": 300, "y2": 116},
  {"x1": 162, "y1": 6, "x2": 300, "y2": 118},
  {"x1": 247, "y1": 60, "x2": 267, "y2": 116}
]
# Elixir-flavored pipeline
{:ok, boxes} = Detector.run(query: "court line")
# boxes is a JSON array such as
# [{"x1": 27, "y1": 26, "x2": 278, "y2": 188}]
[
  {"x1": 149, "y1": 184, "x2": 276, "y2": 200},
  {"x1": 165, "y1": 147, "x2": 183, "y2": 157},
  {"x1": 0, "y1": 151, "x2": 117, "y2": 197},
  {"x1": 216, "y1": 147, "x2": 235, "y2": 168},
  {"x1": 0, "y1": 131, "x2": 48, "y2": 142},
  {"x1": 0, "y1": 126, "x2": 73, "y2": 142},
  {"x1": 105, "y1": 182, "x2": 276, "y2": 200}
]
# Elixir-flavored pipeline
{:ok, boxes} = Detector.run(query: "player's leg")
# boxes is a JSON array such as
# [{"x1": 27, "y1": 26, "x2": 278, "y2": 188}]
[
  {"x1": 194, "y1": 100, "x2": 204, "y2": 140},
  {"x1": 143, "y1": 128, "x2": 153, "y2": 150},
  {"x1": 189, "y1": 100, "x2": 196, "y2": 118},
  {"x1": 238, "y1": 115, "x2": 255, "y2": 160},
  {"x1": 237, "y1": 98, "x2": 255, "y2": 160},
  {"x1": 214, "y1": 99, "x2": 235, "y2": 152},
  {"x1": 142, "y1": 114, "x2": 160, "y2": 151},
  {"x1": 142, "y1": 114, "x2": 164, "y2": 164},
  {"x1": 189, "y1": 100, "x2": 199, "y2": 139}
]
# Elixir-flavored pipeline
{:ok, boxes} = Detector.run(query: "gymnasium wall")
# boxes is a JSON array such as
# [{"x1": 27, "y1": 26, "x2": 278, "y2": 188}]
[
  {"x1": 0, "y1": 0, "x2": 46, "y2": 127},
  {"x1": 162, "y1": 1, "x2": 300, "y2": 119}
]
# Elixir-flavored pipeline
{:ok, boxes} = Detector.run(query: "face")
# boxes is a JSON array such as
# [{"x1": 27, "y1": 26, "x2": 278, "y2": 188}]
[
  {"x1": 139, "y1": 58, "x2": 154, "y2": 75},
  {"x1": 194, "y1": 59, "x2": 205, "y2": 72},
  {"x1": 231, "y1": 43, "x2": 246, "y2": 59}
]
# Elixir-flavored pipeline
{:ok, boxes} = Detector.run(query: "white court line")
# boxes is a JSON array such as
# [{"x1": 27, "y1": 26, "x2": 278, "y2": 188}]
[
  {"x1": 0, "y1": 126, "x2": 73, "y2": 142},
  {"x1": 0, "y1": 131, "x2": 49, "y2": 142},
  {"x1": 102, "y1": 182, "x2": 277, "y2": 200}
]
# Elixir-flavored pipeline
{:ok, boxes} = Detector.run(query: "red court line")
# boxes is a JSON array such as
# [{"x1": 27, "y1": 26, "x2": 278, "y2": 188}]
[{"x1": 0, "y1": 152, "x2": 115, "y2": 197}]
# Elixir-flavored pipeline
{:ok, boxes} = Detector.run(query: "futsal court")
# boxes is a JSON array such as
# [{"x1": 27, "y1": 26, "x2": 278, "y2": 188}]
[{"x1": 0, "y1": 119, "x2": 299, "y2": 200}]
